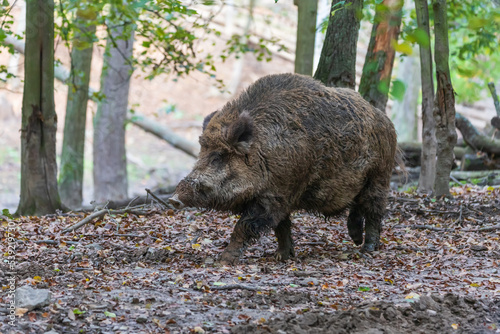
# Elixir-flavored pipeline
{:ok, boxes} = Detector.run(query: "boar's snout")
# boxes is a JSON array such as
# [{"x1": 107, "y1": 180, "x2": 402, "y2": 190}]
[{"x1": 169, "y1": 193, "x2": 185, "y2": 209}]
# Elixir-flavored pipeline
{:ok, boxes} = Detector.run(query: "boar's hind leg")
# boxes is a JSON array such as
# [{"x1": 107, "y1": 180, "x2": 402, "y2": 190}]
[
  {"x1": 274, "y1": 217, "x2": 295, "y2": 261},
  {"x1": 347, "y1": 206, "x2": 364, "y2": 246},
  {"x1": 356, "y1": 179, "x2": 388, "y2": 252},
  {"x1": 219, "y1": 215, "x2": 269, "y2": 265}
]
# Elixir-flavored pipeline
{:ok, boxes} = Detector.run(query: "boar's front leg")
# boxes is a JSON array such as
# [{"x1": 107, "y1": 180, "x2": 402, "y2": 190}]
[
  {"x1": 219, "y1": 214, "x2": 270, "y2": 265},
  {"x1": 274, "y1": 217, "x2": 295, "y2": 261}
]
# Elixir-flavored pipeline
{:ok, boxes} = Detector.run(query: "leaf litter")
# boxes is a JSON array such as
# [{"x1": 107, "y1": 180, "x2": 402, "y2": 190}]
[{"x1": 0, "y1": 186, "x2": 499, "y2": 333}]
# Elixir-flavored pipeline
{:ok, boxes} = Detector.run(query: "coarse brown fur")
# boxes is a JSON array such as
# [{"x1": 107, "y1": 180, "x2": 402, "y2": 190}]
[{"x1": 170, "y1": 73, "x2": 398, "y2": 264}]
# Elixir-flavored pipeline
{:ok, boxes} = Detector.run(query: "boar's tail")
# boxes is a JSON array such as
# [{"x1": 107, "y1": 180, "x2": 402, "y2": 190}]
[{"x1": 394, "y1": 146, "x2": 408, "y2": 183}]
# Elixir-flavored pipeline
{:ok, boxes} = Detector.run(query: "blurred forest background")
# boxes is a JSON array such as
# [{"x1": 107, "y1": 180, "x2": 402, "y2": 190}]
[{"x1": 0, "y1": 0, "x2": 498, "y2": 213}]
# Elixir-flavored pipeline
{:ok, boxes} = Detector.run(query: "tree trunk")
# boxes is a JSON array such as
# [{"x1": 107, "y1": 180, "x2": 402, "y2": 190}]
[
  {"x1": 59, "y1": 9, "x2": 96, "y2": 209},
  {"x1": 314, "y1": 0, "x2": 363, "y2": 88},
  {"x1": 17, "y1": 0, "x2": 62, "y2": 216},
  {"x1": 93, "y1": 24, "x2": 134, "y2": 203},
  {"x1": 432, "y1": 0, "x2": 457, "y2": 197},
  {"x1": 359, "y1": 0, "x2": 403, "y2": 111},
  {"x1": 415, "y1": 0, "x2": 437, "y2": 194},
  {"x1": 391, "y1": 52, "x2": 420, "y2": 142},
  {"x1": 294, "y1": 0, "x2": 318, "y2": 76}
]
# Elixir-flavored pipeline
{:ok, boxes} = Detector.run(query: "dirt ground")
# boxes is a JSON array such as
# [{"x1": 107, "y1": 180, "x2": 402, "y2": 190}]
[{"x1": 1, "y1": 187, "x2": 499, "y2": 333}]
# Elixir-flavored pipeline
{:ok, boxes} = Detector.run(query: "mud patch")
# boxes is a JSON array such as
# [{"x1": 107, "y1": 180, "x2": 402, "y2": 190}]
[{"x1": 233, "y1": 294, "x2": 500, "y2": 334}]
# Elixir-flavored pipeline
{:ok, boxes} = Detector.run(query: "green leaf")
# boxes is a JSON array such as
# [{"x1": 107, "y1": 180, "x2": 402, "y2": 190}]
[
  {"x1": 104, "y1": 311, "x2": 116, "y2": 318},
  {"x1": 377, "y1": 81, "x2": 390, "y2": 95},
  {"x1": 393, "y1": 42, "x2": 413, "y2": 55},
  {"x1": 73, "y1": 309, "x2": 86, "y2": 315},
  {"x1": 358, "y1": 286, "x2": 370, "y2": 292},
  {"x1": 390, "y1": 79, "x2": 406, "y2": 101},
  {"x1": 213, "y1": 282, "x2": 226, "y2": 286},
  {"x1": 2, "y1": 209, "x2": 13, "y2": 219}
]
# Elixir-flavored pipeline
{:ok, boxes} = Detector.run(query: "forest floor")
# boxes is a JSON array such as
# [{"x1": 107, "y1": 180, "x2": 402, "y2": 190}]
[{"x1": 0, "y1": 186, "x2": 499, "y2": 334}]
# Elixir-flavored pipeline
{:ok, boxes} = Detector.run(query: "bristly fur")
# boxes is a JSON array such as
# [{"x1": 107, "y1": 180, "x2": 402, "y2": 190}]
[{"x1": 173, "y1": 73, "x2": 399, "y2": 260}]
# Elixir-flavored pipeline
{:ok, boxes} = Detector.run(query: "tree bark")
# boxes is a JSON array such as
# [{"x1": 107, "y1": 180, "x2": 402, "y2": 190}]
[
  {"x1": 314, "y1": 0, "x2": 363, "y2": 88},
  {"x1": 359, "y1": 0, "x2": 403, "y2": 111},
  {"x1": 415, "y1": 0, "x2": 436, "y2": 194},
  {"x1": 17, "y1": 0, "x2": 63, "y2": 216},
  {"x1": 93, "y1": 24, "x2": 134, "y2": 203},
  {"x1": 59, "y1": 8, "x2": 96, "y2": 209},
  {"x1": 432, "y1": 0, "x2": 457, "y2": 197},
  {"x1": 488, "y1": 82, "x2": 500, "y2": 117},
  {"x1": 293, "y1": 0, "x2": 318, "y2": 76}
]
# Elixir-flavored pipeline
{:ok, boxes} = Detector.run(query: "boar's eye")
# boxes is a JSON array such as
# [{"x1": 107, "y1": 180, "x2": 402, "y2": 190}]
[{"x1": 209, "y1": 152, "x2": 224, "y2": 165}]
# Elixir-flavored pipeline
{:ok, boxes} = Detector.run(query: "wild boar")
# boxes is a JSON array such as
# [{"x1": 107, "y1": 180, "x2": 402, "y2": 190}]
[{"x1": 169, "y1": 73, "x2": 398, "y2": 264}]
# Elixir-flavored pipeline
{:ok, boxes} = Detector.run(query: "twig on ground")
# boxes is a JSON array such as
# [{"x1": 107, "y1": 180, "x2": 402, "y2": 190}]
[
  {"x1": 450, "y1": 175, "x2": 462, "y2": 185},
  {"x1": 289, "y1": 271, "x2": 323, "y2": 277},
  {"x1": 210, "y1": 284, "x2": 262, "y2": 291},
  {"x1": 62, "y1": 209, "x2": 108, "y2": 233},
  {"x1": 463, "y1": 224, "x2": 500, "y2": 232},
  {"x1": 145, "y1": 188, "x2": 171, "y2": 209},
  {"x1": 62, "y1": 206, "x2": 155, "y2": 234},
  {"x1": 126, "y1": 196, "x2": 140, "y2": 209},
  {"x1": 17, "y1": 239, "x2": 80, "y2": 245},
  {"x1": 411, "y1": 225, "x2": 455, "y2": 232},
  {"x1": 417, "y1": 209, "x2": 458, "y2": 215}
]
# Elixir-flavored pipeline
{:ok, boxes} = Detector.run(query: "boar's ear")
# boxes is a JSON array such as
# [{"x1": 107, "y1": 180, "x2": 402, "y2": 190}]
[
  {"x1": 202, "y1": 111, "x2": 217, "y2": 132},
  {"x1": 226, "y1": 111, "x2": 253, "y2": 154}
]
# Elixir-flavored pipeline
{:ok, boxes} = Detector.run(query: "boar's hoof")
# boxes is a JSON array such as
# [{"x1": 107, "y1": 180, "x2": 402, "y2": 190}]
[
  {"x1": 218, "y1": 249, "x2": 241, "y2": 265},
  {"x1": 348, "y1": 231, "x2": 364, "y2": 246},
  {"x1": 361, "y1": 242, "x2": 380, "y2": 253},
  {"x1": 274, "y1": 247, "x2": 295, "y2": 262}
]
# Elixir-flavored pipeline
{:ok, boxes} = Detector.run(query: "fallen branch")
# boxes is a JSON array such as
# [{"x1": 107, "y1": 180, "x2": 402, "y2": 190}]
[
  {"x1": 450, "y1": 170, "x2": 500, "y2": 180},
  {"x1": 62, "y1": 209, "x2": 108, "y2": 233},
  {"x1": 129, "y1": 113, "x2": 199, "y2": 158},
  {"x1": 455, "y1": 113, "x2": 500, "y2": 155}
]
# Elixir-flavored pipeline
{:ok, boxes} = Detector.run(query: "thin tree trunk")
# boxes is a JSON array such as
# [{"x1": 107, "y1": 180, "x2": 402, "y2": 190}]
[
  {"x1": 93, "y1": 24, "x2": 134, "y2": 203},
  {"x1": 293, "y1": 0, "x2": 318, "y2": 76},
  {"x1": 392, "y1": 52, "x2": 420, "y2": 142},
  {"x1": 432, "y1": 0, "x2": 457, "y2": 197},
  {"x1": 59, "y1": 9, "x2": 96, "y2": 209},
  {"x1": 314, "y1": 0, "x2": 363, "y2": 88},
  {"x1": 17, "y1": 0, "x2": 62, "y2": 216},
  {"x1": 313, "y1": 0, "x2": 331, "y2": 74},
  {"x1": 227, "y1": 0, "x2": 255, "y2": 95},
  {"x1": 359, "y1": 0, "x2": 403, "y2": 111},
  {"x1": 415, "y1": 0, "x2": 436, "y2": 194}
]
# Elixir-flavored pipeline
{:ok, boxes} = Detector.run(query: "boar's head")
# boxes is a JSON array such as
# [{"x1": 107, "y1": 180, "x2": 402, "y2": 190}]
[{"x1": 169, "y1": 110, "x2": 261, "y2": 211}]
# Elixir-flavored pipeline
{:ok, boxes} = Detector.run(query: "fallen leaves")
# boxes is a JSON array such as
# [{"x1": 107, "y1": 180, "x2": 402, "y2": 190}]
[{"x1": 0, "y1": 186, "x2": 499, "y2": 333}]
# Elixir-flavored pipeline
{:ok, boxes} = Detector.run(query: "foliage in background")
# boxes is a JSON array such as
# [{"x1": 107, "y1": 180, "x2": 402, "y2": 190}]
[
  {"x1": 1, "y1": 0, "x2": 285, "y2": 89},
  {"x1": 0, "y1": 0, "x2": 22, "y2": 80},
  {"x1": 447, "y1": 0, "x2": 500, "y2": 104},
  {"x1": 365, "y1": 0, "x2": 499, "y2": 105}
]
